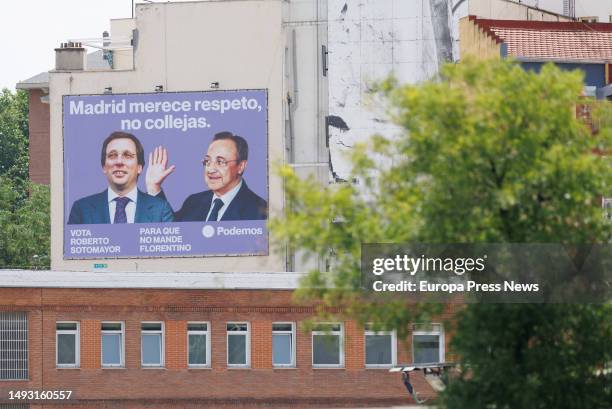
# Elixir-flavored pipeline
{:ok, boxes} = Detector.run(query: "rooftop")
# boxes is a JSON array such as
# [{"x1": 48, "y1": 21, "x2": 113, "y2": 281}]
[
  {"x1": 16, "y1": 50, "x2": 111, "y2": 90},
  {"x1": 469, "y1": 16, "x2": 612, "y2": 62}
]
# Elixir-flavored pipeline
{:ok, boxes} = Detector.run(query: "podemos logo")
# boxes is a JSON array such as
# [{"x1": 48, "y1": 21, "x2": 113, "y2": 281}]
[
  {"x1": 201, "y1": 225, "x2": 264, "y2": 238},
  {"x1": 201, "y1": 225, "x2": 215, "y2": 238}
]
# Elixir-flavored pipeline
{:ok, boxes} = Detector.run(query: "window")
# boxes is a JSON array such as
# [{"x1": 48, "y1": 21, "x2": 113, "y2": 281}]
[
  {"x1": 312, "y1": 323, "x2": 343, "y2": 368},
  {"x1": 412, "y1": 324, "x2": 444, "y2": 364},
  {"x1": 365, "y1": 324, "x2": 396, "y2": 367},
  {"x1": 0, "y1": 312, "x2": 28, "y2": 380},
  {"x1": 56, "y1": 322, "x2": 79, "y2": 368},
  {"x1": 101, "y1": 322, "x2": 124, "y2": 367},
  {"x1": 227, "y1": 322, "x2": 249, "y2": 367},
  {"x1": 272, "y1": 323, "x2": 295, "y2": 367},
  {"x1": 141, "y1": 322, "x2": 164, "y2": 367},
  {"x1": 188, "y1": 322, "x2": 210, "y2": 367},
  {"x1": 578, "y1": 16, "x2": 598, "y2": 23}
]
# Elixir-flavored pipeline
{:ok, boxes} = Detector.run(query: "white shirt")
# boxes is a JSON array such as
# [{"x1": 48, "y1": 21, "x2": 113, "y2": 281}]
[
  {"x1": 107, "y1": 187, "x2": 138, "y2": 223},
  {"x1": 205, "y1": 180, "x2": 242, "y2": 221}
]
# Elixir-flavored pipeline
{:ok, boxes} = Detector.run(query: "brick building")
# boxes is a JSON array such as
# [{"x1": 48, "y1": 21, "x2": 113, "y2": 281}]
[
  {"x1": 0, "y1": 5, "x2": 460, "y2": 398},
  {"x1": 0, "y1": 284, "x2": 456, "y2": 407},
  {"x1": 5, "y1": 3, "x2": 454, "y2": 405}
]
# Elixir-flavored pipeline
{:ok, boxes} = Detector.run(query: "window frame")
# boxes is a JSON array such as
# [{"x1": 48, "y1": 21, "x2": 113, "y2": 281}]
[
  {"x1": 311, "y1": 322, "x2": 344, "y2": 368},
  {"x1": 56, "y1": 321, "x2": 80, "y2": 368},
  {"x1": 412, "y1": 323, "x2": 445, "y2": 364},
  {"x1": 226, "y1": 322, "x2": 250, "y2": 368},
  {"x1": 101, "y1": 321, "x2": 125, "y2": 368},
  {"x1": 364, "y1": 324, "x2": 396, "y2": 368},
  {"x1": 140, "y1": 321, "x2": 164, "y2": 368},
  {"x1": 187, "y1": 321, "x2": 211, "y2": 368},
  {"x1": 272, "y1": 322, "x2": 296, "y2": 368}
]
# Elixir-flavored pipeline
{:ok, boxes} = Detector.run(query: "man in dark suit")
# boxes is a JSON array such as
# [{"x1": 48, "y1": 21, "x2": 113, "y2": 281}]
[
  {"x1": 68, "y1": 132, "x2": 174, "y2": 224},
  {"x1": 146, "y1": 131, "x2": 267, "y2": 221}
]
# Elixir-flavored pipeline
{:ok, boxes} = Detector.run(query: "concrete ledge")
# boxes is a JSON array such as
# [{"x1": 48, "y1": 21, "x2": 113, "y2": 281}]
[{"x1": 0, "y1": 269, "x2": 306, "y2": 290}]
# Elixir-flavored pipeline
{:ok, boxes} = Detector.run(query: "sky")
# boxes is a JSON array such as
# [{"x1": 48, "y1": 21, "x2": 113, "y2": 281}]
[
  {"x1": 534, "y1": 0, "x2": 612, "y2": 18},
  {"x1": 1, "y1": 0, "x2": 610, "y2": 91},
  {"x1": 1, "y1": 1, "x2": 132, "y2": 90}
]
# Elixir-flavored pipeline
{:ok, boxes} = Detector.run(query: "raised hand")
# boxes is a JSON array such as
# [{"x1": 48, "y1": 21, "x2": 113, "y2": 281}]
[{"x1": 145, "y1": 146, "x2": 175, "y2": 195}]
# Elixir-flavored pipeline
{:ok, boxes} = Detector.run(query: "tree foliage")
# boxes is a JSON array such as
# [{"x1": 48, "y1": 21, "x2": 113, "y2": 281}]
[
  {"x1": 0, "y1": 89, "x2": 29, "y2": 188},
  {"x1": 0, "y1": 177, "x2": 50, "y2": 269},
  {"x1": 272, "y1": 58, "x2": 611, "y2": 405},
  {"x1": 443, "y1": 303, "x2": 611, "y2": 408},
  {"x1": 0, "y1": 88, "x2": 50, "y2": 269}
]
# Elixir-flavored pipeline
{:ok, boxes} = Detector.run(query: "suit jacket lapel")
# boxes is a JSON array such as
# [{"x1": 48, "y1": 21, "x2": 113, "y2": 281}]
[
  {"x1": 90, "y1": 191, "x2": 110, "y2": 224},
  {"x1": 201, "y1": 194, "x2": 213, "y2": 221},
  {"x1": 135, "y1": 190, "x2": 153, "y2": 223},
  {"x1": 194, "y1": 191, "x2": 215, "y2": 221},
  {"x1": 220, "y1": 183, "x2": 247, "y2": 221}
]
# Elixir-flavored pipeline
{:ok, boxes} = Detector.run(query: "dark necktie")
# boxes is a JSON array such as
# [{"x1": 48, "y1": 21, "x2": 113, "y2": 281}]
[
  {"x1": 114, "y1": 197, "x2": 131, "y2": 224},
  {"x1": 207, "y1": 198, "x2": 224, "y2": 222}
]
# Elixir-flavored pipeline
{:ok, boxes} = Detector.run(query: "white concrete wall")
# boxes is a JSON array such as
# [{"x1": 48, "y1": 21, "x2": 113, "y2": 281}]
[
  {"x1": 283, "y1": 0, "x2": 330, "y2": 273},
  {"x1": 461, "y1": 0, "x2": 611, "y2": 22},
  {"x1": 572, "y1": 0, "x2": 612, "y2": 22},
  {"x1": 110, "y1": 18, "x2": 135, "y2": 70},
  {"x1": 50, "y1": 1, "x2": 286, "y2": 275},
  {"x1": 284, "y1": 0, "x2": 328, "y2": 166},
  {"x1": 324, "y1": 0, "x2": 578, "y2": 182},
  {"x1": 48, "y1": 0, "x2": 589, "y2": 282},
  {"x1": 540, "y1": 0, "x2": 612, "y2": 21},
  {"x1": 469, "y1": 0, "x2": 570, "y2": 21},
  {"x1": 327, "y1": 0, "x2": 455, "y2": 181}
]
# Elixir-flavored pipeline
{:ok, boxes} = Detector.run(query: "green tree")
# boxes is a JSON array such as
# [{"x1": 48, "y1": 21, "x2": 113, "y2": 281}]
[
  {"x1": 0, "y1": 176, "x2": 50, "y2": 269},
  {"x1": 443, "y1": 303, "x2": 611, "y2": 408},
  {"x1": 272, "y1": 58, "x2": 611, "y2": 406},
  {"x1": 0, "y1": 89, "x2": 29, "y2": 189},
  {"x1": 0, "y1": 88, "x2": 49, "y2": 269}
]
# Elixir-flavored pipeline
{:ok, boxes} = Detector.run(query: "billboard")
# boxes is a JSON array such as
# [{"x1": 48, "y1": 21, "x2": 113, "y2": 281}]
[{"x1": 63, "y1": 89, "x2": 268, "y2": 259}]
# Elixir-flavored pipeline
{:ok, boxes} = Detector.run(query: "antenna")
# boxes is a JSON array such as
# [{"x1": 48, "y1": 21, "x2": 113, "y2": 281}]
[{"x1": 563, "y1": 0, "x2": 575, "y2": 19}]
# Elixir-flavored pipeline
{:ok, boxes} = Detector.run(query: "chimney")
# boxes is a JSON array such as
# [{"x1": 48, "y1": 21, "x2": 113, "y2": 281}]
[{"x1": 55, "y1": 42, "x2": 86, "y2": 71}]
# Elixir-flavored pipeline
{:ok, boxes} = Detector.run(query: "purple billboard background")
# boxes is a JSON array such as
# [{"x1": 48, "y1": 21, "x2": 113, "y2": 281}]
[{"x1": 63, "y1": 89, "x2": 268, "y2": 259}]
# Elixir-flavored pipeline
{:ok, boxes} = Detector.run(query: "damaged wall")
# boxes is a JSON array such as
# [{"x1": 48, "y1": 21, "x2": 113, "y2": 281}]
[
  {"x1": 327, "y1": 0, "x2": 461, "y2": 181},
  {"x1": 325, "y1": 0, "x2": 572, "y2": 181}
]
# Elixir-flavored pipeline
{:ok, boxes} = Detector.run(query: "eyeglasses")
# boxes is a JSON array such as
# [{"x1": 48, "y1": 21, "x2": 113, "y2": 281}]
[
  {"x1": 106, "y1": 151, "x2": 136, "y2": 161},
  {"x1": 202, "y1": 158, "x2": 239, "y2": 168}
]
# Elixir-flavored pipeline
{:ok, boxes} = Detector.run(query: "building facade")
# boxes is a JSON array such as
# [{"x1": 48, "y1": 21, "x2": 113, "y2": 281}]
[
  {"x1": 5, "y1": 1, "x2": 453, "y2": 406},
  {"x1": 0, "y1": 287, "x2": 458, "y2": 408},
  {"x1": 6, "y1": 1, "x2": 611, "y2": 408},
  {"x1": 460, "y1": 16, "x2": 612, "y2": 96}
]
